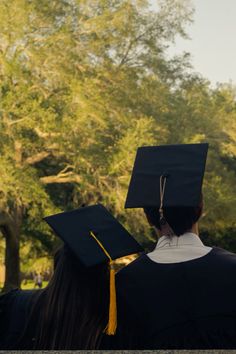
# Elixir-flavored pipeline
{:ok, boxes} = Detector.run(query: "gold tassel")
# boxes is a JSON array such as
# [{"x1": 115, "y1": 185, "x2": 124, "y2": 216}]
[
  {"x1": 89, "y1": 231, "x2": 117, "y2": 335},
  {"x1": 105, "y1": 261, "x2": 117, "y2": 335}
]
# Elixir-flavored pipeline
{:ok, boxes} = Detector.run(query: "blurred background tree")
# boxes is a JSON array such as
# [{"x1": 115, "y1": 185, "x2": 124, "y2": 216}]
[{"x1": 0, "y1": 0, "x2": 236, "y2": 291}]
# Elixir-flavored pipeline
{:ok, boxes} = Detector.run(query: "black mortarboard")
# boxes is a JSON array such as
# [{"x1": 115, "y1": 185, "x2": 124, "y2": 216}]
[
  {"x1": 44, "y1": 204, "x2": 143, "y2": 267},
  {"x1": 125, "y1": 143, "x2": 209, "y2": 208},
  {"x1": 44, "y1": 204, "x2": 143, "y2": 335}
]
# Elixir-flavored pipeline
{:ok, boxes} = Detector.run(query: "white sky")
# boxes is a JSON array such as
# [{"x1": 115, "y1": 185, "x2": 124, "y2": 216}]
[{"x1": 150, "y1": 0, "x2": 236, "y2": 86}]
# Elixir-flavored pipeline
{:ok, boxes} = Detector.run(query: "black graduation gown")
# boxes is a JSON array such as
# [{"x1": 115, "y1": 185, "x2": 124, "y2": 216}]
[
  {"x1": 0, "y1": 289, "x2": 37, "y2": 349},
  {"x1": 111, "y1": 246, "x2": 236, "y2": 349},
  {"x1": 0, "y1": 288, "x2": 109, "y2": 350}
]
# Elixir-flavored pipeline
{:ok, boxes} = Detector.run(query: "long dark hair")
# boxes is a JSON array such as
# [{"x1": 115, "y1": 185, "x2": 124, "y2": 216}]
[{"x1": 19, "y1": 246, "x2": 109, "y2": 350}]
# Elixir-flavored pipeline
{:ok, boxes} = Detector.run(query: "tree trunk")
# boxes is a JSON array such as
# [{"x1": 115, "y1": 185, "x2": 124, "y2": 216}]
[
  {"x1": 3, "y1": 224, "x2": 20, "y2": 292},
  {"x1": 0, "y1": 208, "x2": 22, "y2": 292}
]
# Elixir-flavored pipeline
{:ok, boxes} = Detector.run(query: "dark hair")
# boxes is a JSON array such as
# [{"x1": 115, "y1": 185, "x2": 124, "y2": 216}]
[
  {"x1": 144, "y1": 197, "x2": 203, "y2": 236},
  {"x1": 19, "y1": 246, "x2": 109, "y2": 350}
]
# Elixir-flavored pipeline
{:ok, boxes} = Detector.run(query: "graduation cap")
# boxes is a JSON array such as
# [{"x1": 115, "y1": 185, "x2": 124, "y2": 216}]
[
  {"x1": 44, "y1": 204, "x2": 143, "y2": 335},
  {"x1": 125, "y1": 143, "x2": 209, "y2": 209}
]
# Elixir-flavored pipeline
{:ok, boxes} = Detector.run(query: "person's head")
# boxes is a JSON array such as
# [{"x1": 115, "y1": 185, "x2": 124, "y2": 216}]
[
  {"x1": 18, "y1": 204, "x2": 142, "y2": 350},
  {"x1": 20, "y1": 245, "x2": 109, "y2": 350},
  {"x1": 144, "y1": 194, "x2": 203, "y2": 236},
  {"x1": 124, "y1": 144, "x2": 208, "y2": 237}
]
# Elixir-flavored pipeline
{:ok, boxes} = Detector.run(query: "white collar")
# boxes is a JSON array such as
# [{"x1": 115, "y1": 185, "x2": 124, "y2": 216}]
[
  {"x1": 155, "y1": 232, "x2": 205, "y2": 250},
  {"x1": 148, "y1": 232, "x2": 212, "y2": 264}
]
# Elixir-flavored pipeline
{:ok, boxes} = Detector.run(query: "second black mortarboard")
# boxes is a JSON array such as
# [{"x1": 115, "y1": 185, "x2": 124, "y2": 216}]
[
  {"x1": 125, "y1": 143, "x2": 209, "y2": 208},
  {"x1": 44, "y1": 204, "x2": 143, "y2": 267}
]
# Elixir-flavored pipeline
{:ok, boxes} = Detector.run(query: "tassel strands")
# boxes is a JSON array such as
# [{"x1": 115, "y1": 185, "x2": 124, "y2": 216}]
[
  {"x1": 89, "y1": 231, "x2": 117, "y2": 335},
  {"x1": 105, "y1": 261, "x2": 117, "y2": 335},
  {"x1": 159, "y1": 175, "x2": 175, "y2": 237}
]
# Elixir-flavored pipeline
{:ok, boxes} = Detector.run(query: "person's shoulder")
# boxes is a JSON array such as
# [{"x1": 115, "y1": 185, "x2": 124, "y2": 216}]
[
  {"x1": 0, "y1": 289, "x2": 21, "y2": 348},
  {"x1": 0, "y1": 288, "x2": 40, "y2": 321},
  {"x1": 0, "y1": 288, "x2": 20, "y2": 309},
  {"x1": 15, "y1": 288, "x2": 39, "y2": 299},
  {"x1": 211, "y1": 246, "x2": 236, "y2": 264},
  {"x1": 116, "y1": 253, "x2": 150, "y2": 281},
  {"x1": 13, "y1": 289, "x2": 41, "y2": 314},
  {"x1": 3, "y1": 288, "x2": 38, "y2": 315},
  {"x1": 206, "y1": 247, "x2": 236, "y2": 283},
  {"x1": 0, "y1": 288, "x2": 41, "y2": 349}
]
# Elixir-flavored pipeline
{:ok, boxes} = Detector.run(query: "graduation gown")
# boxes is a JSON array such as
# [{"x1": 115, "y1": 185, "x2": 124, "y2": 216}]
[
  {"x1": 113, "y1": 246, "x2": 236, "y2": 349},
  {"x1": 0, "y1": 289, "x2": 37, "y2": 349}
]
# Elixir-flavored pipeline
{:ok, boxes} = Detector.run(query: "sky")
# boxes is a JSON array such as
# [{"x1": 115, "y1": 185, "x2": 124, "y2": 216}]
[{"x1": 150, "y1": 0, "x2": 236, "y2": 86}]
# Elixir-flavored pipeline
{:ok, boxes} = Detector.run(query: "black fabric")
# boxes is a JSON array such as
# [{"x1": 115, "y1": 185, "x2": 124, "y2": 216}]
[
  {"x1": 125, "y1": 143, "x2": 208, "y2": 208},
  {"x1": 44, "y1": 204, "x2": 143, "y2": 267},
  {"x1": 0, "y1": 289, "x2": 37, "y2": 349},
  {"x1": 0, "y1": 289, "x2": 18, "y2": 349},
  {"x1": 112, "y1": 247, "x2": 236, "y2": 349}
]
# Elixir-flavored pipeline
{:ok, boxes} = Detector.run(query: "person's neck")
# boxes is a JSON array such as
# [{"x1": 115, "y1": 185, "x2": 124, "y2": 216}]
[
  {"x1": 191, "y1": 223, "x2": 199, "y2": 236},
  {"x1": 156, "y1": 223, "x2": 199, "y2": 238}
]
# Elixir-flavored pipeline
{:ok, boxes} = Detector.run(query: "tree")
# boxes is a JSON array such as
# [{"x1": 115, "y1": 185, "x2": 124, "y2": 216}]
[
  {"x1": 1, "y1": 0, "x2": 236, "y2": 291},
  {"x1": 0, "y1": 0, "x2": 194, "y2": 290}
]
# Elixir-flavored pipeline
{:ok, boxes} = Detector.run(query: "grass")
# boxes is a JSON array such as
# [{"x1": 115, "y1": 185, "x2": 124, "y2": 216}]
[
  {"x1": 21, "y1": 280, "x2": 48, "y2": 289},
  {"x1": 0, "y1": 280, "x2": 48, "y2": 291}
]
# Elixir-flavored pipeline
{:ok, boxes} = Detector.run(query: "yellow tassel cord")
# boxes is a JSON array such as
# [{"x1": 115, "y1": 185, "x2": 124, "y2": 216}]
[{"x1": 90, "y1": 231, "x2": 117, "y2": 335}]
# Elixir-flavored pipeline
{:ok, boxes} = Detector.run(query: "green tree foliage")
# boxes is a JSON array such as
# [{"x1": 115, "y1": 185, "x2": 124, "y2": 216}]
[{"x1": 0, "y1": 0, "x2": 236, "y2": 290}]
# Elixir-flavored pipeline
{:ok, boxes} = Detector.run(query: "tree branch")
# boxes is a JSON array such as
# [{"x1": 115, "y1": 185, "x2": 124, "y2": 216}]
[
  {"x1": 8, "y1": 117, "x2": 30, "y2": 126},
  {"x1": 25, "y1": 151, "x2": 51, "y2": 165},
  {"x1": 59, "y1": 165, "x2": 75, "y2": 174},
  {"x1": 117, "y1": 21, "x2": 157, "y2": 68},
  {"x1": 34, "y1": 127, "x2": 60, "y2": 139},
  {"x1": 40, "y1": 172, "x2": 81, "y2": 184},
  {"x1": 118, "y1": 40, "x2": 134, "y2": 68}
]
